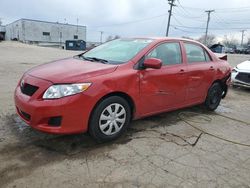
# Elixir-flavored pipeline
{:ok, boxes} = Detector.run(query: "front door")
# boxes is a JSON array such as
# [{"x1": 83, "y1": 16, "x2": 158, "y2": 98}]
[{"x1": 139, "y1": 42, "x2": 187, "y2": 115}]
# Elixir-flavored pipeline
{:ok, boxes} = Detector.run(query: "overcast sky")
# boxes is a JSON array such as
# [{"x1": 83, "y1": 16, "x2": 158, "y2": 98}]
[{"x1": 1, "y1": 0, "x2": 250, "y2": 43}]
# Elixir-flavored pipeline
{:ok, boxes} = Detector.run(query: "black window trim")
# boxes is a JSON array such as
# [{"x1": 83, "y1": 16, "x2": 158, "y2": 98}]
[{"x1": 204, "y1": 48, "x2": 212, "y2": 62}]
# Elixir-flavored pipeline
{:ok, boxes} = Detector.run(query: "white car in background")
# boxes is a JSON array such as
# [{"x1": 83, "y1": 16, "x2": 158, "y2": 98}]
[{"x1": 231, "y1": 60, "x2": 250, "y2": 88}]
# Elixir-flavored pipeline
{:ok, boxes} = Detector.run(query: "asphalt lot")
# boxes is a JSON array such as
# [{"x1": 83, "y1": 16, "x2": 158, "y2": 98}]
[{"x1": 0, "y1": 41, "x2": 250, "y2": 188}]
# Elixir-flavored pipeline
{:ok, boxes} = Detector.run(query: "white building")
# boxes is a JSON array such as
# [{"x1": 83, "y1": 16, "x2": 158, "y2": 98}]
[{"x1": 2, "y1": 18, "x2": 86, "y2": 46}]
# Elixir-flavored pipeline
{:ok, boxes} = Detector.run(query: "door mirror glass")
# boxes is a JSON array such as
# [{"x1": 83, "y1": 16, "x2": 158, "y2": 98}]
[{"x1": 144, "y1": 58, "x2": 162, "y2": 69}]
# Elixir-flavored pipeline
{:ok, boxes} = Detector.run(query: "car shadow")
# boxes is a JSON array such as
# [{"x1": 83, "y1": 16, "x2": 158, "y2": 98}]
[{"x1": 1, "y1": 105, "x2": 210, "y2": 156}]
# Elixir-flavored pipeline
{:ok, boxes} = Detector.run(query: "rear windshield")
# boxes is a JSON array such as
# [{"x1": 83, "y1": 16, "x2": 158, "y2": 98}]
[{"x1": 83, "y1": 39, "x2": 153, "y2": 64}]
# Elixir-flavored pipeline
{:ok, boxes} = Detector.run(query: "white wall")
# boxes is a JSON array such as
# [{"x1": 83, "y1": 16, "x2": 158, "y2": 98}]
[{"x1": 5, "y1": 20, "x2": 23, "y2": 41}]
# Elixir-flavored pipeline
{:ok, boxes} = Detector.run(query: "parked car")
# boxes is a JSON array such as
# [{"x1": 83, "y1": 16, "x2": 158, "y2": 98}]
[
  {"x1": 231, "y1": 60, "x2": 250, "y2": 88},
  {"x1": 225, "y1": 47, "x2": 234, "y2": 54},
  {"x1": 242, "y1": 48, "x2": 250, "y2": 54},
  {"x1": 235, "y1": 46, "x2": 245, "y2": 54},
  {"x1": 14, "y1": 38, "x2": 231, "y2": 142}
]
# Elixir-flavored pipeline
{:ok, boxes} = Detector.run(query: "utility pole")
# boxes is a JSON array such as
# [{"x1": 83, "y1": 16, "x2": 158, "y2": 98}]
[
  {"x1": 100, "y1": 31, "x2": 103, "y2": 43},
  {"x1": 76, "y1": 17, "x2": 79, "y2": 33},
  {"x1": 204, "y1": 10, "x2": 214, "y2": 46},
  {"x1": 166, "y1": 0, "x2": 176, "y2": 37},
  {"x1": 240, "y1": 30, "x2": 246, "y2": 47}
]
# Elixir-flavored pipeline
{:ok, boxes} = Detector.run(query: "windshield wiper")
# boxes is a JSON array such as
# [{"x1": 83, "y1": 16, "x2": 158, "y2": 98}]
[{"x1": 79, "y1": 55, "x2": 108, "y2": 64}]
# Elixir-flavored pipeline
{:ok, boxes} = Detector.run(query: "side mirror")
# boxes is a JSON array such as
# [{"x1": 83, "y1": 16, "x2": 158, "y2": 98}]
[{"x1": 143, "y1": 58, "x2": 162, "y2": 69}]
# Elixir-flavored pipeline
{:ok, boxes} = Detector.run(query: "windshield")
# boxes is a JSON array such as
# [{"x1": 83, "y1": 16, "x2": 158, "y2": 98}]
[{"x1": 82, "y1": 39, "x2": 153, "y2": 64}]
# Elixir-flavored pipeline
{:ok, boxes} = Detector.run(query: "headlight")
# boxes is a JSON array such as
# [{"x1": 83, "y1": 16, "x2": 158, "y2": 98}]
[
  {"x1": 43, "y1": 83, "x2": 91, "y2": 99},
  {"x1": 232, "y1": 68, "x2": 237, "y2": 73}
]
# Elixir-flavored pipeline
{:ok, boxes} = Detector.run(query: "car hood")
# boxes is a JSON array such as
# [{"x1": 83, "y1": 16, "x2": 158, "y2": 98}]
[
  {"x1": 27, "y1": 58, "x2": 118, "y2": 83},
  {"x1": 236, "y1": 60, "x2": 250, "y2": 71}
]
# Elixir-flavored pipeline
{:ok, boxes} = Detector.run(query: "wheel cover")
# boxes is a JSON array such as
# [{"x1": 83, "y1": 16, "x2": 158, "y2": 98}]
[
  {"x1": 99, "y1": 103, "x2": 126, "y2": 136},
  {"x1": 210, "y1": 88, "x2": 220, "y2": 105}
]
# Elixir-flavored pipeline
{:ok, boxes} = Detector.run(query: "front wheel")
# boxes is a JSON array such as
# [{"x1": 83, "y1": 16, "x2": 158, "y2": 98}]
[
  {"x1": 204, "y1": 83, "x2": 223, "y2": 111},
  {"x1": 89, "y1": 96, "x2": 131, "y2": 142}
]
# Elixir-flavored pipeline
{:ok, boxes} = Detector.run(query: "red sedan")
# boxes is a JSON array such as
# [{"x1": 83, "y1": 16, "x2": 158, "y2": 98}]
[{"x1": 14, "y1": 38, "x2": 231, "y2": 142}]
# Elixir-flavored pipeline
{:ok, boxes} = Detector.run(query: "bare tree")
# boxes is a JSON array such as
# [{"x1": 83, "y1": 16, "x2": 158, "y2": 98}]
[
  {"x1": 247, "y1": 38, "x2": 250, "y2": 45},
  {"x1": 106, "y1": 35, "x2": 121, "y2": 42},
  {"x1": 114, "y1": 35, "x2": 121, "y2": 39},
  {"x1": 222, "y1": 35, "x2": 239, "y2": 48},
  {"x1": 106, "y1": 35, "x2": 113, "y2": 42},
  {"x1": 197, "y1": 34, "x2": 216, "y2": 47},
  {"x1": 182, "y1": 36, "x2": 194, "y2": 40}
]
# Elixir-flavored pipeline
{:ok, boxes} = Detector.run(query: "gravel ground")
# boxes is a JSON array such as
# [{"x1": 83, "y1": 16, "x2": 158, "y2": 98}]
[{"x1": 0, "y1": 41, "x2": 250, "y2": 188}]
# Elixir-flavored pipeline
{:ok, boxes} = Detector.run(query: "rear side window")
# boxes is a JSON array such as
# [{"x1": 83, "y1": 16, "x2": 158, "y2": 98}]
[
  {"x1": 184, "y1": 43, "x2": 211, "y2": 63},
  {"x1": 146, "y1": 42, "x2": 182, "y2": 65}
]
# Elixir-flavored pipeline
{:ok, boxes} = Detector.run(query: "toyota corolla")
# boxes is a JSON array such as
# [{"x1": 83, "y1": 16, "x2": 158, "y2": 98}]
[{"x1": 14, "y1": 38, "x2": 231, "y2": 142}]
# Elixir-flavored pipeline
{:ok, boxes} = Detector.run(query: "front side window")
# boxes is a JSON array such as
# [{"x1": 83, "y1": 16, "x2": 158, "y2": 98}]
[
  {"x1": 184, "y1": 43, "x2": 209, "y2": 63},
  {"x1": 146, "y1": 42, "x2": 182, "y2": 65},
  {"x1": 83, "y1": 39, "x2": 153, "y2": 64}
]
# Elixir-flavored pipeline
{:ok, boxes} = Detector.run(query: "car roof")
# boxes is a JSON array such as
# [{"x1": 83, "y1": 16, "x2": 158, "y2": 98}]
[{"x1": 122, "y1": 37, "x2": 200, "y2": 44}]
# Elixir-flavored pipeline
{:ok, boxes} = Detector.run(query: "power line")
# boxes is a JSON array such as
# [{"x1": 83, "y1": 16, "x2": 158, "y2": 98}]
[
  {"x1": 174, "y1": 5, "x2": 250, "y2": 12},
  {"x1": 176, "y1": 0, "x2": 206, "y2": 19},
  {"x1": 172, "y1": 26, "x2": 202, "y2": 34},
  {"x1": 174, "y1": 13, "x2": 205, "y2": 22},
  {"x1": 171, "y1": 24, "x2": 250, "y2": 30},
  {"x1": 213, "y1": 14, "x2": 250, "y2": 25},
  {"x1": 93, "y1": 13, "x2": 168, "y2": 28}
]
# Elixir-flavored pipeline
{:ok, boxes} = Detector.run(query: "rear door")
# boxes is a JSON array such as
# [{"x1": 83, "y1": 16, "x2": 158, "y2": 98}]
[
  {"x1": 183, "y1": 42, "x2": 216, "y2": 102},
  {"x1": 139, "y1": 42, "x2": 188, "y2": 115}
]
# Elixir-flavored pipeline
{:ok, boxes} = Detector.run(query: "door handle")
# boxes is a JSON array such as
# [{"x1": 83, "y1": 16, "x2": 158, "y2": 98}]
[
  {"x1": 179, "y1": 69, "x2": 185, "y2": 74},
  {"x1": 209, "y1": 66, "x2": 215, "y2": 70}
]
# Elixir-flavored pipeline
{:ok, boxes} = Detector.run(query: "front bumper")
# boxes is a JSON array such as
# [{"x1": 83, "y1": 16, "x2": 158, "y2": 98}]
[
  {"x1": 14, "y1": 74, "x2": 94, "y2": 134},
  {"x1": 231, "y1": 69, "x2": 250, "y2": 88}
]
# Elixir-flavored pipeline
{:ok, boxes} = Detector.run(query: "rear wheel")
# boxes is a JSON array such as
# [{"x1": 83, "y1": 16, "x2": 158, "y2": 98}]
[
  {"x1": 204, "y1": 83, "x2": 223, "y2": 111},
  {"x1": 89, "y1": 96, "x2": 131, "y2": 142}
]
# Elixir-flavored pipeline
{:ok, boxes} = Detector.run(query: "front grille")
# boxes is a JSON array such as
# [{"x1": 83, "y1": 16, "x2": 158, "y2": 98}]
[
  {"x1": 21, "y1": 83, "x2": 39, "y2": 96},
  {"x1": 236, "y1": 72, "x2": 250, "y2": 83}
]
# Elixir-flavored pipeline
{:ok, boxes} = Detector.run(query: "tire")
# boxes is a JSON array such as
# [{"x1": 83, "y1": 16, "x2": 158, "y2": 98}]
[
  {"x1": 89, "y1": 96, "x2": 131, "y2": 143},
  {"x1": 204, "y1": 83, "x2": 223, "y2": 111}
]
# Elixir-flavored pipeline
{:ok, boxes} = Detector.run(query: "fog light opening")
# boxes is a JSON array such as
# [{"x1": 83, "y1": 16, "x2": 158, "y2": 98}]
[{"x1": 48, "y1": 116, "x2": 62, "y2": 126}]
